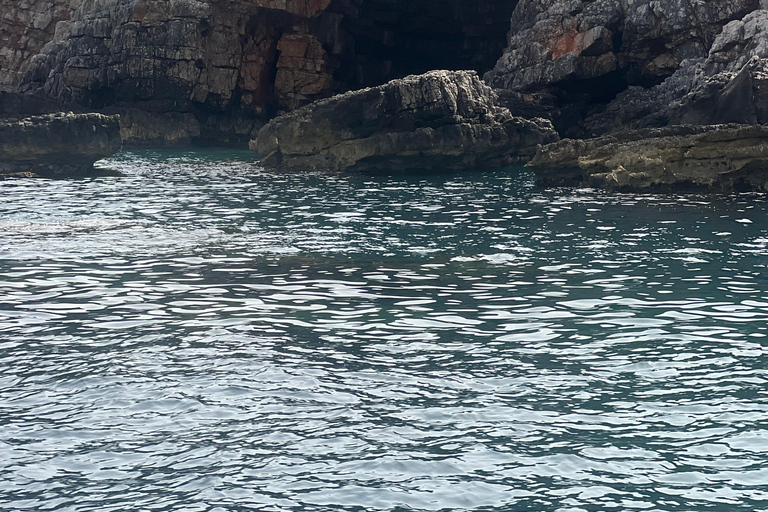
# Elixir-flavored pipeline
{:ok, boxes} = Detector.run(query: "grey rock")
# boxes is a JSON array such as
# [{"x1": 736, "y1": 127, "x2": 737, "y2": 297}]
[
  {"x1": 252, "y1": 70, "x2": 559, "y2": 173},
  {"x1": 528, "y1": 124, "x2": 768, "y2": 191},
  {"x1": 116, "y1": 108, "x2": 201, "y2": 147},
  {"x1": 587, "y1": 9, "x2": 768, "y2": 134},
  {"x1": 0, "y1": 90, "x2": 77, "y2": 118},
  {"x1": 13, "y1": 0, "x2": 517, "y2": 145},
  {"x1": 0, "y1": 112, "x2": 122, "y2": 177},
  {"x1": 0, "y1": 0, "x2": 80, "y2": 90},
  {"x1": 486, "y1": 0, "x2": 759, "y2": 93}
]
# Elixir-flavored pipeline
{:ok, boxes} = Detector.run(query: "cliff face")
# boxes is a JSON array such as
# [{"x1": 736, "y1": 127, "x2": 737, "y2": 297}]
[
  {"x1": 485, "y1": 0, "x2": 763, "y2": 137},
  {"x1": 19, "y1": 0, "x2": 335, "y2": 144},
  {"x1": 15, "y1": 0, "x2": 517, "y2": 145},
  {"x1": 0, "y1": 0, "x2": 80, "y2": 90},
  {"x1": 487, "y1": 0, "x2": 759, "y2": 94},
  {"x1": 11, "y1": 0, "x2": 768, "y2": 148},
  {"x1": 587, "y1": 9, "x2": 768, "y2": 134}
]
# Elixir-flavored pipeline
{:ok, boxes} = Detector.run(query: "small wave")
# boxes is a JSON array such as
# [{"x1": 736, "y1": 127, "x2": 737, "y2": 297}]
[{"x1": 0, "y1": 218, "x2": 135, "y2": 235}]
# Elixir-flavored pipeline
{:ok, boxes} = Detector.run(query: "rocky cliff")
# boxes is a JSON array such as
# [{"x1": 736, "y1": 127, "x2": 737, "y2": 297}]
[
  {"x1": 586, "y1": 9, "x2": 768, "y2": 133},
  {"x1": 8, "y1": 0, "x2": 768, "y2": 189},
  {"x1": 485, "y1": 0, "x2": 764, "y2": 137},
  {"x1": 11, "y1": 0, "x2": 516, "y2": 145},
  {"x1": 0, "y1": 0, "x2": 80, "y2": 90}
]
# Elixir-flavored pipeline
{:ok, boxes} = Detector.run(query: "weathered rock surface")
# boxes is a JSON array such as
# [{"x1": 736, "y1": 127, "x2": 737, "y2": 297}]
[
  {"x1": 486, "y1": 0, "x2": 759, "y2": 94},
  {"x1": 587, "y1": 9, "x2": 768, "y2": 134},
  {"x1": 0, "y1": 0, "x2": 80, "y2": 90},
  {"x1": 0, "y1": 112, "x2": 122, "y2": 177},
  {"x1": 528, "y1": 124, "x2": 768, "y2": 191},
  {"x1": 0, "y1": 90, "x2": 74, "y2": 118},
  {"x1": 10, "y1": 0, "x2": 517, "y2": 145},
  {"x1": 253, "y1": 70, "x2": 558, "y2": 172}
]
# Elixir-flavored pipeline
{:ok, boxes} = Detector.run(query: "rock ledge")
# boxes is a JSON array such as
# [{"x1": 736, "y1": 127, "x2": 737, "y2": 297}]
[
  {"x1": 252, "y1": 70, "x2": 558, "y2": 173},
  {"x1": 0, "y1": 113, "x2": 122, "y2": 177},
  {"x1": 528, "y1": 124, "x2": 768, "y2": 191}
]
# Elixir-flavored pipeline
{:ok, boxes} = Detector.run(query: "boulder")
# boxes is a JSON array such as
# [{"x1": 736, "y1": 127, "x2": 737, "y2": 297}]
[
  {"x1": 252, "y1": 70, "x2": 559, "y2": 173},
  {"x1": 528, "y1": 124, "x2": 768, "y2": 191},
  {"x1": 0, "y1": 112, "x2": 122, "y2": 177}
]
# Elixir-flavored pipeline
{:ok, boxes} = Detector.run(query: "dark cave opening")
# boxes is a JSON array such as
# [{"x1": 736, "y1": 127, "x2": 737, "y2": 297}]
[{"x1": 323, "y1": 0, "x2": 518, "y2": 90}]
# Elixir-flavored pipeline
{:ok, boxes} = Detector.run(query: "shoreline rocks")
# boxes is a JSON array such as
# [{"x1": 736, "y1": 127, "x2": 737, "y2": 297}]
[
  {"x1": 12, "y1": 0, "x2": 516, "y2": 146},
  {"x1": 0, "y1": 112, "x2": 122, "y2": 177},
  {"x1": 252, "y1": 70, "x2": 558, "y2": 173},
  {"x1": 528, "y1": 124, "x2": 768, "y2": 192}
]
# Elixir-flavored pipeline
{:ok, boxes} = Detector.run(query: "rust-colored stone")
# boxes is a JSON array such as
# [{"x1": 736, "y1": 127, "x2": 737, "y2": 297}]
[
  {"x1": 274, "y1": 31, "x2": 332, "y2": 109},
  {"x1": 551, "y1": 31, "x2": 584, "y2": 60}
]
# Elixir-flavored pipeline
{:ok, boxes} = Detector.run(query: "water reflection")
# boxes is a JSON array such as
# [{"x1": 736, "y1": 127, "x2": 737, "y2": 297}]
[{"x1": 0, "y1": 149, "x2": 767, "y2": 511}]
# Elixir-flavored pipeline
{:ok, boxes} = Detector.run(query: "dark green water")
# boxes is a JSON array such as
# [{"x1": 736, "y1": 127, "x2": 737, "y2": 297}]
[{"x1": 1, "y1": 149, "x2": 768, "y2": 511}]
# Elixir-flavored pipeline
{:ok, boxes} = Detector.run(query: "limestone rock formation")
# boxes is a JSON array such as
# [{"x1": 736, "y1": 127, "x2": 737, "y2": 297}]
[
  {"x1": 528, "y1": 124, "x2": 768, "y2": 191},
  {"x1": 0, "y1": 112, "x2": 122, "y2": 177},
  {"x1": 0, "y1": 0, "x2": 80, "y2": 90},
  {"x1": 486, "y1": 0, "x2": 759, "y2": 94},
  {"x1": 11, "y1": 0, "x2": 517, "y2": 145},
  {"x1": 587, "y1": 9, "x2": 768, "y2": 133},
  {"x1": 252, "y1": 70, "x2": 558, "y2": 172}
]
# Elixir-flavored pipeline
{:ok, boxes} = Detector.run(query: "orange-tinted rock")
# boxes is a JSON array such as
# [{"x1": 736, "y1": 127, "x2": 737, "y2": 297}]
[{"x1": 274, "y1": 32, "x2": 333, "y2": 110}]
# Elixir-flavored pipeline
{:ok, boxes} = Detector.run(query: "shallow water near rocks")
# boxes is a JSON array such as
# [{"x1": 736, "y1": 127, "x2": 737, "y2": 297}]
[{"x1": 2, "y1": 148, "x2": 768, "y2": 511}]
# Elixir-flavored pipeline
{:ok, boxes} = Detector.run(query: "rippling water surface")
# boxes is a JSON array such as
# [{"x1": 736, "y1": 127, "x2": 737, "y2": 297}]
[{"x1": 2, "y1": 149, "x2": 768, "y2": 511}]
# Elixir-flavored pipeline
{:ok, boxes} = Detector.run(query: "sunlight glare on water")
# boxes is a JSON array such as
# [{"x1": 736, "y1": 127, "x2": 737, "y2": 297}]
[{"x1": 1, "y1": 148, "x2": 768, "y2": 511}]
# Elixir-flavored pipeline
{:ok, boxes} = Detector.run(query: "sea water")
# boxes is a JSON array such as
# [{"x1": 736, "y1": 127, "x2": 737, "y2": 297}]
[{"x1": 1, "y1": 149, "x2": 767, "y2": 511}]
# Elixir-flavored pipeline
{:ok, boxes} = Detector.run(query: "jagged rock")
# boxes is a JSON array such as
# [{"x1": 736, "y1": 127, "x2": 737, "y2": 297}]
[
  {"x1": 528, "y1": 124, "x2": 768, "y2": 191},
  {"x1": 588, "y1": 9, "x2": 768, "y2": 134},
  {"x1": 486, "y1": 0, "x2": 759, "y2": 95},
  {"x1": 252, "y1": 70, "x2": 558, "y2": 172},
  {"x1": 0, "y1": 0, "x2": 80, "y2": 90},
  {"x1": 11, "y1": 0, "x2": 516, "y2": 145},
  {"x1": 0, "y1": 112, "x2": 122, "y2": 177}
]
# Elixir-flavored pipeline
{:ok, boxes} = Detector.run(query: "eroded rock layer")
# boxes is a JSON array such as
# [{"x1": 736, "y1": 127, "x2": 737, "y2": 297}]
[
  {"x1": 587, "y1": 9, "x2": 768, "y2": 134},
  {"x1": 487, "y1": 0, "x2": 759, "y2": 94},
  {"x1": 0, "y1": 112, "x2": 122, "y2": 177},
  {"x1": 528, "y1": 124, "x2": 768, "y2": 191},
  {"x1": 0, "y1": 0, "x2": 80, "y2": 90},
  {"x1": 11, "y1": 0, "x2": 517, "y2": 145},
  {"x1": 485, "y1": 0, "x2": 764, "y2": 138},
  {"x1": 253, "y1": 70, "x2": 558, "y2": 172}
]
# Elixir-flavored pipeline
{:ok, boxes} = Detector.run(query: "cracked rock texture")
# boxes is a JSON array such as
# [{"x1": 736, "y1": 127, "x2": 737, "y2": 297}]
[
  {"x1": 486, "y1": 0, "x2": 759, "y2": 94},
  {"x1": 587, "y1": 9, "x2": 768, "y2": 133},
  {"x1": 253, "y1": 70, "x2": 558, "y2": 172},
  {"x1": 10, "y1": 0, "x2": 516, "y2": 145},
  {"x1": 0, "y1": 0, "x2": 80, "y2": 90},
  {"x1": 0, "y1": 112, "x2": 122, "y2": 177},
  {"x1": 19, "y1": 0, "x2": 333, "y2": 145},
  {"x1": 528, "y1": 124, "x2": 768, "y2": 191}
]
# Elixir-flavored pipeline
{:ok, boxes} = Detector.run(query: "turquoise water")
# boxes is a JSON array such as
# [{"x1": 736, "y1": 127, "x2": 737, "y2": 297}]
[{"x1": 1, "y1": 149, "x2": 768, "y2": 511}]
